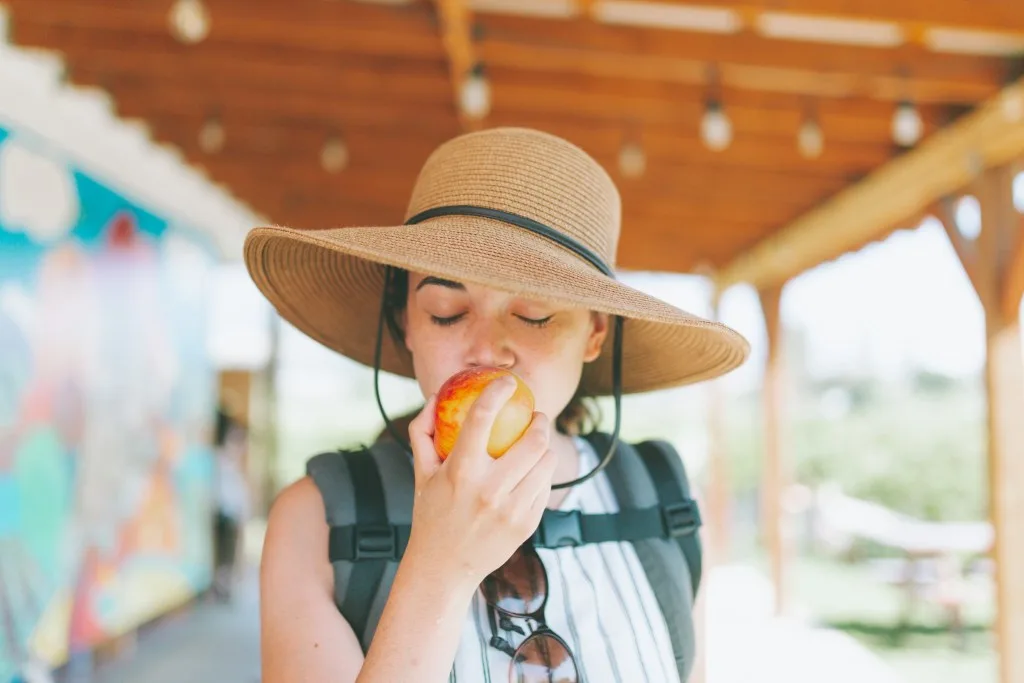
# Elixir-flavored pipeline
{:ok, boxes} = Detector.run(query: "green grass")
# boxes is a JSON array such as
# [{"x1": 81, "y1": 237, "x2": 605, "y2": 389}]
[{"x1": 791, "y1": 554, "x2": 996, "y2": 683}]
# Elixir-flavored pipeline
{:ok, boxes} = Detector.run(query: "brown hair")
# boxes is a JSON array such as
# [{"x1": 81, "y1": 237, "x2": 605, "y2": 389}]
[{"x1": 380, "y1": 267, "x2": 600, "y2": 436}]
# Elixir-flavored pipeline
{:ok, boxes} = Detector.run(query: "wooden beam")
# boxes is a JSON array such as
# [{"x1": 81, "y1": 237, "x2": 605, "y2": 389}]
[
  {"x1": 758, "y1": 282, "x2": 791, "y2": 617},
  {"x1": 432, "y1": 0, "x2": 482, "y2": 130},
  {"x1": 714, "y1": 77, "x2": 1024, "y2": 291}
]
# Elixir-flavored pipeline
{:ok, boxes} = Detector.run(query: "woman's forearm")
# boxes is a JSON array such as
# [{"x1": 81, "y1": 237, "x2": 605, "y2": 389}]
[{"x1": 356, "y1": 543, "x2": 478, "y2": 683}]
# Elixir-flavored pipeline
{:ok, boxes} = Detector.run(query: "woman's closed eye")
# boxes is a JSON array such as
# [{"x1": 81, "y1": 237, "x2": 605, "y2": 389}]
[
  {"x1": 430, "y1": 313, "x2": 465, "y2": 327},
  {"x1": 429, "y1": 313, "x2": 554, "y2": 328}
]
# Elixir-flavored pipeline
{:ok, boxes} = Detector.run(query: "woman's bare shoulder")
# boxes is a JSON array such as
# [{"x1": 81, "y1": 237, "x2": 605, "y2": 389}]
[{"x1": 262, "y1": 476, "x2": 331, "y2": 585}]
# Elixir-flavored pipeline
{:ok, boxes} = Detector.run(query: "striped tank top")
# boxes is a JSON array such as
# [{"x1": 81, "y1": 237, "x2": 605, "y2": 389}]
[{"x1": 448, "y1": 437, "x2": 683, "y2": 683}]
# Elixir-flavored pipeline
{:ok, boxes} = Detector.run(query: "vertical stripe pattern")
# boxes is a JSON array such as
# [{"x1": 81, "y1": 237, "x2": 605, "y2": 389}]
[{"x1": 448, "y1": 438, "x2": 682, "y2": 683}]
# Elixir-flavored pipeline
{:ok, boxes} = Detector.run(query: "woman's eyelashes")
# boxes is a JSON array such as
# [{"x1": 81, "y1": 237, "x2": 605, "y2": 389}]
[
  {"x1": 428, "y1": 313, "x2": 554, "y2": 328},
  {"x1": 430, "y1": 313, "x2": 465, "y2": 327}
]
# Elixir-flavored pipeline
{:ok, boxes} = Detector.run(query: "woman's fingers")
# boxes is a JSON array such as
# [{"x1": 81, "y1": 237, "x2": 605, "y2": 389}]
[
  {"x1": 510, "y1": 447, "x2": 559, "y2": 508},
  {"x1": 408, "y1": 394, "x2": 440, "y2": 482},
  {"x1": 488, "y1": 412, "x2": 551, "y2": 496}
]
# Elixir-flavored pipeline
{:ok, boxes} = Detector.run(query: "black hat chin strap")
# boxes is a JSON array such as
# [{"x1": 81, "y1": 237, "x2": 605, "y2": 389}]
[{"x1": 373, "y1": 265, "x2": 623, "y2": 491}]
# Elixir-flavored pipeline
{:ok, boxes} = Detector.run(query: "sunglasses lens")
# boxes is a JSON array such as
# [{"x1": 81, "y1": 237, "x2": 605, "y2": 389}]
[
  {"x1": 482, "y1": 545, "x2": 547, "y2": 617},
  {"x1": 509, "y1": 633, "x2": 578, "y2": 683}
]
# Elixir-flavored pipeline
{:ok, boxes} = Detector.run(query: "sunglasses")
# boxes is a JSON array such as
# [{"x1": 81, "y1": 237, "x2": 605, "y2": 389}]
[{"x1": 481, "y1": 542, "x2": 580, "y2": 683}]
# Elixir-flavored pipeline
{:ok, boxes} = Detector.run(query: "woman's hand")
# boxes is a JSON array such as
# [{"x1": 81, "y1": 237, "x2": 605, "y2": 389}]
[{"x1": 404, "y1": 376, "x2": 558, "y2": 587}]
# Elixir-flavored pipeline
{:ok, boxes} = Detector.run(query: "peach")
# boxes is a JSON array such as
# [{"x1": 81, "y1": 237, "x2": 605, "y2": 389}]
[{"x1": 433, "y1": 367, "x2": 535, "y2": 460}]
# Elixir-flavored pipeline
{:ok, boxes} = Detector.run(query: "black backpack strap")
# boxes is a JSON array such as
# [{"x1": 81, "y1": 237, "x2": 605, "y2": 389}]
[
  {"x1": 533, "y1": 503, "x2": 700, "y2": 548},
  {"x1": 339, "y1": 448, "x2": 391, "y2": 645},
  {"x1": 634, "y1": 440, "x2": 703, "y2": 597}
]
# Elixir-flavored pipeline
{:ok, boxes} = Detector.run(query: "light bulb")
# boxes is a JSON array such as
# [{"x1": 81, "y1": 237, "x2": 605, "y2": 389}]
[
  {"x1": 892, "y1": 101, "x2": 923, "y2": 147},
  {"x1": 1002, "y1": 90, "x2": 1024, "y2": 123},
  {"x1": 460, "y1": 71, "x2": 491, "y2": 119},
  {"x1": 321, "y1": 137, "x2": 349, "y2": 173},
  {"x1": 618, "y1": 142, "x2": 646, "y2": 178},
  {"x1": 701, "y1": 102, "x2": 732, "y2": 151},
  {"x1": 169, "y1": 0, "x2": 210, "y2": 44},
  {"x1": 198, "y1": 118, "x2": 224, "y2": 153},
  {"x1": 797, "y1": 118, "x2": 824, "y2": 159}
]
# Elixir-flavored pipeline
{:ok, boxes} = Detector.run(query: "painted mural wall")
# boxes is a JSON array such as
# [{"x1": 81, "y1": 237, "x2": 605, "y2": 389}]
[{"x1": 0, "y1": 123, "x2": 219, "y2": 681}]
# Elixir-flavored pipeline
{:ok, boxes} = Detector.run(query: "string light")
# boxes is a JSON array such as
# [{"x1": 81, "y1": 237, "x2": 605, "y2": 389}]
[
  {"x1": 198, "y1": 116, "x2": 224, "y2": 153},
  {"x1": 460, "y1": 63, "x2": 491, "y2": 119},
  {"x1": 321, "y1": 136, "x2": 349, "y2": 173},
  {"x1": 618, "y1": 141, "x2": 646, "y2": 178},
  {"x1": 169, "y1": 0, "x2": 210, "y2": 44},
  {"x1": 701, "y1": 100, "x2": 732, "y2": 151},
  {"x1": 892, "y1": 101, "x2": 923, "y2": 147},
  {"x1": 797, "y1": 116, "x2": 824, "y2": 159}
]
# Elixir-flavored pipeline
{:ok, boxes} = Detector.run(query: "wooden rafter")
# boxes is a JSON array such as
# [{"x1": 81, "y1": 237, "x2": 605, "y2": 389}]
[
  {"x1": 714, "y1": 77, "x2": 1024, "y2": 291},
  {"x1": 932, "y1": 196, "x2": 984, "y2": 298}
]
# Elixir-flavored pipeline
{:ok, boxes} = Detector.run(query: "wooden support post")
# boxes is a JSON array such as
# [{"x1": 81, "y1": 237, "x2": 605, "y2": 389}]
[
  {"x1": 941, "y1": 164, "x2": 1024, "y2": 683},
  {"x1": 706, "y1": 289, "x2": 732, "y2": 567},
  {"x1": 759, "y1": 283, "x2": 791, "y2": 616},
  {"x1": 691, "y1": 289, "x2": 730, "y2": 683}
]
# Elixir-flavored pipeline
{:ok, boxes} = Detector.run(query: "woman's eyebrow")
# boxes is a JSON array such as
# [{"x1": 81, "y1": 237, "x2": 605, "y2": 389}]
[{"x1": 416, "y1": 276, "x2": 465, "y2": 292}]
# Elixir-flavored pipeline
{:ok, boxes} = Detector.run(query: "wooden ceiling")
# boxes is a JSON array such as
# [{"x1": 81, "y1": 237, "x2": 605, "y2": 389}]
[{"x1": 5, "y1": 0, "x2": 1022, "y2": 275}]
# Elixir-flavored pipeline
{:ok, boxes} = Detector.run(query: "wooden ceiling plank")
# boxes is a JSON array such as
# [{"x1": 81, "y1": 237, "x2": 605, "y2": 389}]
[
  {"x1": 697, "y1": 0, "x2": 1024, "y2": 34},
  {"x1": 8, "y1": 0, "x2": 443, "y2": 51},
  {"x1": 478, "y1": 13, "x2": 1009, "y2": 84},
  {"x1": 479, "y1": 37, "x2": 1001, "y2": 104},
  {"x1": 59, "y1": 48, "x2": 953, "y2": 139}
]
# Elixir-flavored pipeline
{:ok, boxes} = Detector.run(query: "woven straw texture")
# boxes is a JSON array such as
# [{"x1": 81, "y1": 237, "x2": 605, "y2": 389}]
[{"x1": 244, "y1": 127, "x2": 749, "y2": 395}]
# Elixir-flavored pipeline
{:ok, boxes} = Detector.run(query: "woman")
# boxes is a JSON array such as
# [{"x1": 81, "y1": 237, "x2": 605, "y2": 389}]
[{"x1": 247, "y1": 127, "x2": 749, "y2": 682}]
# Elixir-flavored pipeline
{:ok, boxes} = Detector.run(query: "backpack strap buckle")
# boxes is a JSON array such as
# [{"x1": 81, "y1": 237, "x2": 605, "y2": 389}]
[
  {"x1": 353, "y1": 524, "x2": 398, "y2": 560},
  {"x1": 662, "y1": 500, "x2": 701, "y2": 537},
  {"x1": 535, "y1": 509, "x2": 584, "y2": 548}
]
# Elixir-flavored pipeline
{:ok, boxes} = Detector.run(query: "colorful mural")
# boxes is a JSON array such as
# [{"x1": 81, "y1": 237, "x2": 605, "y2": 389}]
[{"x1": 0, "y1": 125, "x2": 220, "y2": 681}]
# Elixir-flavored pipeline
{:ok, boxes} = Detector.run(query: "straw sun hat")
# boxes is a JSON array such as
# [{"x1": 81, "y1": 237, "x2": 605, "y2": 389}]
[{"x1": 243, "y1": 127, "x2": 750, "y2": 397}]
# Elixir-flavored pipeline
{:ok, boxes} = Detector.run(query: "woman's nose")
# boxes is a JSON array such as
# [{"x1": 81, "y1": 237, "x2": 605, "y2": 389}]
[{"x1": 465, "y1": 319, "x2": 514, "y2": 369}]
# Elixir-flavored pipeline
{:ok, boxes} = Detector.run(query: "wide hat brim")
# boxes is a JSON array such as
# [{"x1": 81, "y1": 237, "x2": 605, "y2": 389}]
[{"x1": 244, "y1": 213, "x2": 750, "y2": 396}]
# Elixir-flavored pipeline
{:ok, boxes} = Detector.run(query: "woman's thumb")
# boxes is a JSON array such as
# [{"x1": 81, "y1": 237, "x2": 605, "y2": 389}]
[{"x1": 408, "y1": 394, "x2": 441, "y2": 481}]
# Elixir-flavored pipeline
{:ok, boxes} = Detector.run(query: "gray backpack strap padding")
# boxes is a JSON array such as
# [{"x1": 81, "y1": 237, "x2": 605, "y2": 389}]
[
  {"x1": 305, "y1": 449, "x2": 357, "y2": 617},
  {"x1": 635, "y1": 439, "x2": 703, "y2": 596},
  {"x1": 585, "y1": 431, "x2": 697, "y2": 683},
  {"x1": 305, "y1": 441, "x2": 415, "y2": 652}
]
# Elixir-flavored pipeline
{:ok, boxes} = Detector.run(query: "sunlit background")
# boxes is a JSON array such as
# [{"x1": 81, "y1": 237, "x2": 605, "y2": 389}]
[{"x1": 2, "y1": 1, "x2": 1024, "y2": 683}]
